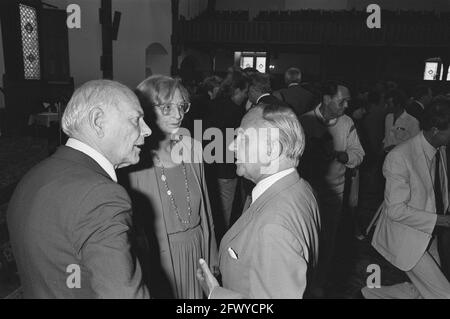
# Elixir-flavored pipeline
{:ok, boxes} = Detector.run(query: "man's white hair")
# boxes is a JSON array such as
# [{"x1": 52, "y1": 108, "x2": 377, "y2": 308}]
[
  {"x1": 62, "y1": 79, "x2": 136, "y2": 137},
  {"x1": 254, "y1": 103, "x2": 305, "y2": 162}
]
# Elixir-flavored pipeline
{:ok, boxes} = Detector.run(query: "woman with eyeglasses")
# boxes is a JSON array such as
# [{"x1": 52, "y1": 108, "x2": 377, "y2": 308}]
[{"x1": 122, "y1": 75, "x2": 218, "y2": 299}]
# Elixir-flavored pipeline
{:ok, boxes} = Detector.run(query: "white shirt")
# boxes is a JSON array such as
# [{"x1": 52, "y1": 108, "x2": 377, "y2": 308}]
[
  {"x1": 420, "y1": 132, "x2": 448, "y2": 214},
  {"x1": 256, "y1": 93, "x2": 271, "y2": 105},
  {"x1": 420, "y1": 132, "x2": 445, "y2": 187},
  {"x1": 66, "y1": 138, "x2": 117, "y2": 182},
  {"x1": 251, "y1": 168, "x2": 296, "y2": 204}
]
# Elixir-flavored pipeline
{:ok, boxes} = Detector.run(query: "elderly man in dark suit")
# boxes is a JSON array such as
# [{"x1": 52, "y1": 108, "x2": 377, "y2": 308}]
[
  {"x1": 7, "y1": 80, "x2": 151, "y2": 298},
  {"x1": 197, "y1": 103, "x2": 320, "y2": 298},
  {"x1": 273, "y1": 67, "x2": 315, "y2": 117}
]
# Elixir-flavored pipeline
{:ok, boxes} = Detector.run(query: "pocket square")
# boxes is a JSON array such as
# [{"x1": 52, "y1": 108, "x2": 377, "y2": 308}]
[{"x1": 228, "y1": 247, "x2": 238, "y2": 260}]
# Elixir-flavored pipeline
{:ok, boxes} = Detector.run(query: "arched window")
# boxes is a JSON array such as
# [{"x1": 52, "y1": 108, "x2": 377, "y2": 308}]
[
  {"x1": 235, "y1": 51, "x2": 267, "y2": 73},
  {"x1": 19, "y1": 3, "x2": 40, "y2": 80},
  {"x1": 146, "y1": 42, "x2": 168, "y2": 77}
]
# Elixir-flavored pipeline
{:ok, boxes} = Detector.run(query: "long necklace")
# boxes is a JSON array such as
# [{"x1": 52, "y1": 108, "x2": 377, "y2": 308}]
[{"x1": 154, "y1": 153, "x2": 192, "y2": 227}]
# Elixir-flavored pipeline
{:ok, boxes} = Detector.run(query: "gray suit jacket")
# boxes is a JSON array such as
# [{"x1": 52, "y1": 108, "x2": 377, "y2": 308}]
[
  {"x1": 211, "y1": 171, "x2": 320, "y2": 298},
  {"x1": 372, "y1": 133, "x2": 447, "y2": 271},
  {"x1": 7, "y1": 146, "x2": 149, "y2": 298}
]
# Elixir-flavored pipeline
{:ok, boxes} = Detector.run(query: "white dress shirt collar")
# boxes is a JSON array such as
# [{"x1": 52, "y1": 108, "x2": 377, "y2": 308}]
[
  {"x1": 256, "y1": 93, "x2": 271, "y2": 104},
  {"x1": 315, "y1": 103, "x2": 338, "y2": 126},
  {"x1": 288, "y1": 83, "x2": 299, "y2": 87},
  {"x1": 415, "y1": 100, "x2": 425, "y2": 110},
  {"x1": 66, "y1": 138, "x2": 117, "y2": 182},
  {"x1": 251, "y1": 168, "x2": 296, "y2": 204}
]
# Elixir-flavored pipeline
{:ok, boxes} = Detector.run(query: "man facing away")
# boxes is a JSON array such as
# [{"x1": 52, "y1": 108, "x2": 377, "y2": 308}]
[
  {"x1": 7, "y1": 80, "x2": 152, "y2": 298},
  {"x1": 362, "y1": 98, "x2": 450, "y2": 299},
  {"x1": 197, "y1": 103, "x2": 320, "y2": 298},
  {"x1": 247, "y1": 73, "x2": 289, "y2": 109},
  {"x1": 273, "y1": 67, "x2": 315, "y2": 117},
  {"x1": 383, "y1": 88, "x2": 420, "y2": 153}
]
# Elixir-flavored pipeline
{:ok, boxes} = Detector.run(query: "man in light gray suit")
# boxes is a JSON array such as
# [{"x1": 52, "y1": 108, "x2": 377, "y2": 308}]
[
  {"x1": 362, "y1": 97, "x2": 450, "y2": 299},
  {"x1": 197, "y1": 103, "x2": 320, "y2": 298},
  {"x1": 7, "y1": 80, "x2": 151, "y2": 298}
]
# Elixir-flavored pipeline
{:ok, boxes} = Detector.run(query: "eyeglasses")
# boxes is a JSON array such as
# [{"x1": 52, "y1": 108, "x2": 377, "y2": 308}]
[{"x1": 154, "y1": 102, "x2": 191, "y2": 116}]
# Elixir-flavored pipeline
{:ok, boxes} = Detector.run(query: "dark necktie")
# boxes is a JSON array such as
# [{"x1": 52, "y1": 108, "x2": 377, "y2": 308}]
[
  {"x1": 435, "y1": 149, "x2": 450, "y2": 280},
  {"x1": 435, "y1": 150, "x2": 444, "y2": 215}
]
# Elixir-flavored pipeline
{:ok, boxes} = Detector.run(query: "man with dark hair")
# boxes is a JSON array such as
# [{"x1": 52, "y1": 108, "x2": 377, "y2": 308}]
[
  {"x1": 406, "y1": 85, "x2": 433, "y2": 123},
  {"x1": 273, "y1": 67, "x2": 315, "y2": 117},
  {"x1": 183, "y1": 75, "x2": 222, "y2": 135},
  {"x1": 383, "y1": 89, "x2": 420, "y2": 152},
  {"x1": 361, "y1": 90, "x2": 386, "y2": 158},
  {"x1": 247, "y1": 73, "x2": 288, "y2": 110},
  {"x1": 205, "y1": 71, "x2": 249, "y2": 240},
  {"x1": 363, "y1": 97, "x2": 450, "y2": 299}
]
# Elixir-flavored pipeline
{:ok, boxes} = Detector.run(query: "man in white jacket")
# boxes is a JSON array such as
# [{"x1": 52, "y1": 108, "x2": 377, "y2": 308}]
[{"x1": 363, "y1": 97, "x2": 450, "y2": 299}]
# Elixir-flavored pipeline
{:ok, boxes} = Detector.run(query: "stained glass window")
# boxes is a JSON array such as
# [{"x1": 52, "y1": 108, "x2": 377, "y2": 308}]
[
  {"x1": 256, "y1": 57, "x2": 266, "y2": 73},
  {"x1": 237, "y1": 52, "x2": 267, "y2": 73},
  {"x1": 19, "y1": 4, "x2": 40, "y2": 80}
]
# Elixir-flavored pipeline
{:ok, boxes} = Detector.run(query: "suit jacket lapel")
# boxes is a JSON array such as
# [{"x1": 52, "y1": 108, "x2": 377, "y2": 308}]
[
  {"x1": 219, "y1": 195, "x2": 254, "y2": 259},
  {"x1": 219, "y1": 172, "x2": 300, "y2": 256}
]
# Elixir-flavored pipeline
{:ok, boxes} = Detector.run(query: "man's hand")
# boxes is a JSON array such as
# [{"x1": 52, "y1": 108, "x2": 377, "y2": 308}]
[
  {"x1": 196, "y1": 258, "x2": 220, "y2": 298},
  {"x1": 334, "y1": 151, "x2": 349, "y2": 164}
]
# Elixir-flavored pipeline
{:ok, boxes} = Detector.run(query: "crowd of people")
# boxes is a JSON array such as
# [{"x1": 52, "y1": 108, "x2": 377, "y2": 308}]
[{"x1": 6, "y1": 64, "x2": 450, "y2": 299}]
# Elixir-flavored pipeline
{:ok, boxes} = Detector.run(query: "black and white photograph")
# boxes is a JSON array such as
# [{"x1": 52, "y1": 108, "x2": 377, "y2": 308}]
[{"x1": 0, "y1": 0, "x2": 450, "y2": 305}]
